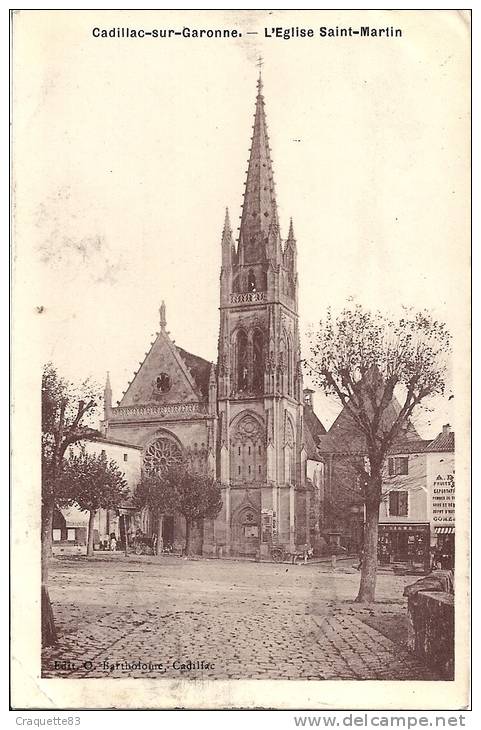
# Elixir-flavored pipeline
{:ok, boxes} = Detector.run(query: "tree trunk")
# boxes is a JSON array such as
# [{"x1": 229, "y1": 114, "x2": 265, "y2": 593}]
[
  {"x1": 87, "y1": 509, "x2": 96, "y2": 557},
  {"x1": 184, "y1": 519, "x2": 192, "y2": 556},
  {"x1": 42, "y1": 584, "x2": 57, "y2": 647},
  {"x1": 41, "y1": 497, "x2": 57, "y2": 646},
  {"x1": 356, "y1": 499, "x2": 380, "y2": 603},
  {"x1": 41, "y1": 497, "x2": 54, "y2": 583},
  {"x1": 157, "y1": 514, "x2": 164, "y2": 557},
  {"x1": 119, "y1": 515, "x2": 128, "y2": 556}
]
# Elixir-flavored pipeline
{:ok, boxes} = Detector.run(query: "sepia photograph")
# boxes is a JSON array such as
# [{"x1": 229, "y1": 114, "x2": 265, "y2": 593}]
[{"x1": 10, "y1": 8, "x2": 470, "y2": 711}]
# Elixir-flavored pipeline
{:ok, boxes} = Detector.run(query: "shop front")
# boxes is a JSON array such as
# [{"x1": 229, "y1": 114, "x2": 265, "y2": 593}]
[
  {"x1": 52, "y1": 506, "x2": 89, "y2": 554},
  {"x1": 434, "y1": 525, "x2": 455, "y2": 569},
  {"x1": 378, "y1": 522, "x2": 431, "y2": 573}
]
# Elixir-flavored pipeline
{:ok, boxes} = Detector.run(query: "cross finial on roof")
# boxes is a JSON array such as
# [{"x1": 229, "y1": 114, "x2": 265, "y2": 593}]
[
  {"x1": 256, "y1": 55, "x2": 264, "y2": 90},
  {"x1": 159, "y1": 300, "x2": 166, "y2": 331}
]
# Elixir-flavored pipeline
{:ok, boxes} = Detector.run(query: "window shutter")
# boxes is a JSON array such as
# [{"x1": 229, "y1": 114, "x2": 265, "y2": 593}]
[
  {"x1": 388, "y1": 458, "x2": 394, "y2": 476},
  {"x1": 398, "y1": 457, "x2": 409, "y2": 475},
  {"x1": 399, "y1": 491, "x2": 408, "y2": 516},
  {"x1": 389, "y1": 491, "x2": 399, "y2": 515}
]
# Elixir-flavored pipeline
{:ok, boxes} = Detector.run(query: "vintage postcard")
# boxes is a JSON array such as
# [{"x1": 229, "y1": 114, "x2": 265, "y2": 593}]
[{"x1": 11, "y1": 8, "x2": 470, "y2": 710}]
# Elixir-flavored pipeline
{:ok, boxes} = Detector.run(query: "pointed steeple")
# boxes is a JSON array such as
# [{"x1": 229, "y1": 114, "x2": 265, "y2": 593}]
[
  {"x1": 238, "y1": 73, "x2": 280, "y2": 264},
  {"x1": 223, "y1": 207, "x2": 232, "y2": 236},
  {"x1": 159, "y1": 300, "x2": 166, "y2": 331},
  {"x1": 284, "y1": 216, "x2": 298, "y2": 275},
  {"x1": 287, "y1": 217, "x2": 296, "y2": 244},
  {"x1": 103, "y1": 371, "x2": 112, "y2": 418},
  {"x1": 221, "y1": 207, "x2": 235, "y2": 267}
]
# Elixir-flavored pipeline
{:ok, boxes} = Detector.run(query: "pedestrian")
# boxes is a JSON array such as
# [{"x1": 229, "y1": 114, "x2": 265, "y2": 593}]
[
  {"x1": 290, "y1": 545, "x2": 298, "y2": 565},
  {"x1": 109, "y1": 532, "x2": 117, "y2": 551},
  {"x1": 303, "y1": 544, "x2": 312, "y2": 564},
  {"x1": 355, "y1": 548, "x2": 364, "y2": 571},
  {"x1": 432, "y1": 546, "x2": 442, "y2": 570}
]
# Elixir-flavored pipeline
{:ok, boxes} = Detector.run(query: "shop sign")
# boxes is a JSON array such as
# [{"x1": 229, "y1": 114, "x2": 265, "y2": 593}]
[
  {"x1": 261, "y1": 508, "x2": 274, "y2": 542},
  {"x1": 431, "y1": 473, "x2": 455, "y2": 525},
  {"x1": 379, "y1": 523, "x2": 429, "y2": 533}
]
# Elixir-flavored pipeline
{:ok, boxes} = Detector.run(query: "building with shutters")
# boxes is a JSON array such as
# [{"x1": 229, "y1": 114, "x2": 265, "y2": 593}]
[
  {"x1": 378, "y1": 425, "x2": 455, "y2": 570},
  {"x1": 317, "y1": 404, "x2": 455, "y2": 570},
  {"x1": 52, "y1": 436, "x2": 142, "y2": 554}
]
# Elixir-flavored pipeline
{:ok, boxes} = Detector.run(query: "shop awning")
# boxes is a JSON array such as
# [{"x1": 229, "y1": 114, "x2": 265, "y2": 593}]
[
  {"x1": 435, "y1": 526, "x2": 455, "y2": 534},
  {"x1": 60, "y1": 505, "x2": 90, "y2": 528}
]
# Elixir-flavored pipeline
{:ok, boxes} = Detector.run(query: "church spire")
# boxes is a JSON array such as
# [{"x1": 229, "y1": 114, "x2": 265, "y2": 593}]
[
  {"x1": 238, "y1": 72, "x2": 279, "y2": 264},
  {"x1": 103, "y1": 371, "x2": 112, "y2": 419},
  {"x1": 287, "y1": 217, "x2": 296, "y2": 243},
  {"x1": 221, "y1": 207, "x2": 236, "y2": 267},
  {"x1": 223, "y1": 206, "x2": 232, "y2": 236}
]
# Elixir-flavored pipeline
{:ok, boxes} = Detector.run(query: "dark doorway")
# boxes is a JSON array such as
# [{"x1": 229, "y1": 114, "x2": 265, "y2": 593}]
[{"x1": 162, "y1": 515, "x2": 175, "y2": 547}]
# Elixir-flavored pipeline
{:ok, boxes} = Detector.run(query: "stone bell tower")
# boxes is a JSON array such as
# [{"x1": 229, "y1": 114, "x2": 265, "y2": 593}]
[{"x1": 216, "y1": 73, "x2": 308, "y2": 557}]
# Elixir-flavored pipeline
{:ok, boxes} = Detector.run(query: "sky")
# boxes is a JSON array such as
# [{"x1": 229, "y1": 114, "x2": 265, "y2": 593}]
[{"x1": 13, "y1": 9, "x2": 469, "y2": 437}]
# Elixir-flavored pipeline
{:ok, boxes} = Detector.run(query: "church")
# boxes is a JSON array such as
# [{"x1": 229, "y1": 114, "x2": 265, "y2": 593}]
[{"x1": 101, "y1": 74, "x2": 326, "y2": 557}]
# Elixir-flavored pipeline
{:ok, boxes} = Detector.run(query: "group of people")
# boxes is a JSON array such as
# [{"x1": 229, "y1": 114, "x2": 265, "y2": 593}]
[
  {"x1": 100, "y1": 533, "x2": 118, "y2": 551},
  {"x1": 100, "y1": 528, "x2": 146, "y2": 552}
]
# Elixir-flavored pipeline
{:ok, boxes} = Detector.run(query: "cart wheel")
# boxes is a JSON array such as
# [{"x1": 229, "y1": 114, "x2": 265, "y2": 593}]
[{"x1": 271, "y1": 549, "x2": 282, "y2": 563}]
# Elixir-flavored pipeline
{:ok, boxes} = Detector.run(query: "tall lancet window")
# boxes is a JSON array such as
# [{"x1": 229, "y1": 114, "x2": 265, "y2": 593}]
[
  {"x1": 287, "y1": 337, "x2": 293, "y2": 396},
  {"x1": 237, "y1": 330, "x2": 248, "y2": 391},
  {"x1": 284, "y1": 416, "x2": 295, "y2": 484},
  {"x1": 247, "y1": 269, "x2": 257, "y2": 293},
  {"x1": 252, "y1": 330, "x2": 264, "y2": 393}
]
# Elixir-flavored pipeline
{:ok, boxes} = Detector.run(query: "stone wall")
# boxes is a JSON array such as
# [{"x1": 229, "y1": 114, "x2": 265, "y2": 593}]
[{"x1": 407, "y1": 590, "x2": 454, "y2": 679}]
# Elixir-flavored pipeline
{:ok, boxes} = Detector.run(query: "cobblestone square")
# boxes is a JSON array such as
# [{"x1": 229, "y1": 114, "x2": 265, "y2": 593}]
[{"x1": 42, "y1": 555, "x2": 440, "y2": 681}]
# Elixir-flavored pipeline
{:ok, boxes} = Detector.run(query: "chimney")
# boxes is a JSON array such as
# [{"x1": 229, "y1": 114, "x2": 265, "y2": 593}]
[{"x1": 442, "y1": 424, "x2": 451, "y2": 434}]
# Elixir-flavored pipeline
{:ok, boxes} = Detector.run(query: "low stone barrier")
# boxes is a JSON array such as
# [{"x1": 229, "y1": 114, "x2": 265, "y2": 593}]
[{"x1": 406, "y1": 590, "x2": 454, "y2": 679}]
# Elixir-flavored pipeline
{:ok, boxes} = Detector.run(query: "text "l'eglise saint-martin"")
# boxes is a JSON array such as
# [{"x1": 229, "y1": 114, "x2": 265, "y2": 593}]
[{"x1": 264, "y1": 26, "x2": 403, "y2": 39}]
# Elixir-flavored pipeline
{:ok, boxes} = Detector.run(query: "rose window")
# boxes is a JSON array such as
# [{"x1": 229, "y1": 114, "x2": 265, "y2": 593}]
[{"x1": 144, "y1": 437, "x2": 182, "y2": 474}]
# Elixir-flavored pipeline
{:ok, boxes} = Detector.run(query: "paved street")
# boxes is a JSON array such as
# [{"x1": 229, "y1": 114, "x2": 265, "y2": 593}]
[{"x1": 42, "y1": 555, "x2": 440, "y2": 680}]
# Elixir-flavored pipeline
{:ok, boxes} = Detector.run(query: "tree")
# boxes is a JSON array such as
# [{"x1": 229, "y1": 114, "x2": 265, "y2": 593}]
[
  {"x1": 61, "y1": 447, "x2": 129, "y2": 556},
  {"x1": 41, "y1": 363, "x2": 99, "y2": 645},
  {"x1": 307, "y1": 304, "x2": 451, "y2": 603},
  {"x1": 135, "y1": 462, "x2": 223, "y2": 555}
]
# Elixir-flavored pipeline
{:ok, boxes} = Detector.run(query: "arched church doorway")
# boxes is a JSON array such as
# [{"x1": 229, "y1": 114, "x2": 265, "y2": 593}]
[
  {"x1": 231, "y1": 504, "x2": 260, "y2": 557},
  {"x1": 162, "y1": 515, "x2": 175, "y2": 548}
]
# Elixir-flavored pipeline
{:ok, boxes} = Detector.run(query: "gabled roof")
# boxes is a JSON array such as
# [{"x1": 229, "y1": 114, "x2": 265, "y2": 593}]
[
  {"x1": 118, "y1": 315, "x2": 212, "y2": 407},
  {"x1": 316, "y1": 395, "x2": 421, "y2": 456},
  {"x1": 175, "y1": 346, "x2": 211, "y2": 399},
  {"x1": 425, "y1": 430, "x2": 455, "y2": 452},
  {"x1": 387, "y1": 439, "x2": 432, "y2": 455},
  {"x1": 314, "y1": 368, "x2": 424, "y2": 456},
  {"x1": 303, "y1": 405, "x2": 327, "y2": 460}
]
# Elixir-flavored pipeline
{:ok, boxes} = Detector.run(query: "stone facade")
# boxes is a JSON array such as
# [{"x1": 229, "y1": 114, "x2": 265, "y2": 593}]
[{"x1": 102, "y1": 75, "x2": 321, "y2": 556}]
